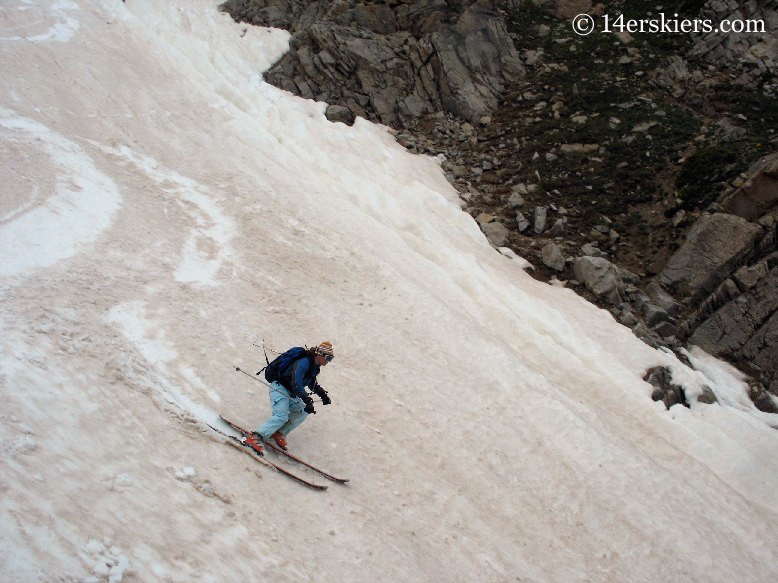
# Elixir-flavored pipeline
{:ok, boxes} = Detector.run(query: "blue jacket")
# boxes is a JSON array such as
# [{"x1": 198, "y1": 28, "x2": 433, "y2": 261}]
[{"x1": 281, "y1": 355, "x2": 321, "y2": 400}]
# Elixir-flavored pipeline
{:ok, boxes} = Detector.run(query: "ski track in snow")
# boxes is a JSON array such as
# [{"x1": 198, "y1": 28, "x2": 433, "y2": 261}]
[
  {"x1": 0, "y1": 109, "x2": 121, "y2": 277},
  {"x1": 1, "y1": 1, "x2": 777, "y2": 582}
]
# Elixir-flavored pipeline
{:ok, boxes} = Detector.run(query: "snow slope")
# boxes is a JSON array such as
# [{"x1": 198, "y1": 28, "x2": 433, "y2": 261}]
[{"x1": 1, "y1": 1, "x2": 776, "y2": 581}]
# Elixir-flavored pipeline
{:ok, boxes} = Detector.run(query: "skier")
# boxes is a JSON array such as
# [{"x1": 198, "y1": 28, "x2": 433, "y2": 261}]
[{"x1": 246, "y1": 341, "x2": 334, "y2": 452}]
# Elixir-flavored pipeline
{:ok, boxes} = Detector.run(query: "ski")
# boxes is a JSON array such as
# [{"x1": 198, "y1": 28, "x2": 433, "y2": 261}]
[
  {"x1": 219, "y1": 415, "x2": 349, "y2": 484},
  {"x1": 205, "y1": 422, "x2": 327, "y2": 491}
]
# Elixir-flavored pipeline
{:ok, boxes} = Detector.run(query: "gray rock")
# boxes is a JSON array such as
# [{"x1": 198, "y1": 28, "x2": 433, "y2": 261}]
[
  {"x1": 573, "y1": 256, "x2": 624, "y2": 304},
  {"x1": 689, "y1": 266, "x2": 778, "y2": 390},
  {"x1": 721, "y1": 151, "x2": 778, "y2": 221},
  {"x1": 515, "y1": 211, "x2": 529, "y2": 232},
  {"x1": 643, "y1": 366, "x2": 688, "y2": 409},
  {"x1": 733, "y1": 261, "x2": 770, "y2": 291},
  {"x1": 642, "y1": 303, "x2": 670, "y2": 327},
  {"x1": 688, "y1": 0, "x2": 778, "y2": 91},
  {"x1": 325, "y1": 104, "x2": 356, "y2": 125},
  {"x1": 481, "y1": 220, "x2": 509, "y2": 247},
  {"x1": 581, "y1": 242, "x2": 607, "y2": 258},
  {"x1": 226, "y1": 0, "x2": 526, "y2": 126},
  {"x1": 697, "y1": 385, "x2": 718, "y2": 405},
  {"x1": 619, "y1": 309, "x2": 638, "y2": 328},
  {"x1": 652, "y1": 320, "x2": 676, "y2": 338},
  {"x1": 511, "y1": 183, "x2": 529, "y2": 195},
  {"x1": 671, "y1": 209, "x2": 687, "y2": 228},
  {"x1": 533, "y1": 206, "x2": 548, "y2": 235},
  {"x1": 747, "y1": 380, "x2": 778, "y2": 414},
  {"x1": 541, "y1": 242, "x2": 566, "y2": 272},
  {"x1": 560, "y1": 143, "x2": 599, "y2": 154},
  {"x1": 507, "y1": 192, "x2": 525, "y2": 208},
  {"x1": 548, "y1": 218, "x2": 566, "y2": 237},
  {"x1": 659, "y1": 213, "x2": 762, "y2": 302},
  {"x1": 644, "y1": 281, "x2": 681, "y2": 317}
]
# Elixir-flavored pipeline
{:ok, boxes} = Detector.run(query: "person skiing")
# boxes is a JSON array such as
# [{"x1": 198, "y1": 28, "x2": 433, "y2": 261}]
[{"x1": 246, "y1": 341, "x2": 334, "y2": 453}]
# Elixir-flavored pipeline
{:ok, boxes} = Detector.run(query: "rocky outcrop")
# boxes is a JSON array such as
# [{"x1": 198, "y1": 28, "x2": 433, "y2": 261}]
[
  {"x1": 721, "y1": 152, "x2": 778, "y2": 220},
  {"x1": 574, "y1": 256, "x2": 624, "y2": 305},
  {"x1": 685, "y1": 258, "x2": 778, "y2": 396},
  {"x1": 220, "y1": 0, "x2": 525, "y2": 126},
  {"x1": 689, "y1": 0, "x2": 778, "y2": 96},
  {"x1": 649, "y1": 152, "x2": 778, "y2": 397},
  {"x1": 643, "y1": 366, "x2": 718, "y2": 409},
  {"x1": 658, "y1": 213, "x2": 762, "y2": 303}
]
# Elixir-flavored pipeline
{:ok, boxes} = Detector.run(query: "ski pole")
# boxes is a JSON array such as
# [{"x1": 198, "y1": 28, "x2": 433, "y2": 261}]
[
  {"x1": 234, "y1": 365, "x2": 266, "y2": 384},
  {"x1": 232, "y1": 366, "x2": 323, "y2": 403}
]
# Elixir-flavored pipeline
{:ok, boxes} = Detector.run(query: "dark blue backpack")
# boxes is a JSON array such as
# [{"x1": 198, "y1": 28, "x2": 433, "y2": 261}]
[{"x1": 264, "y1": 347, "x2": 309, "y2": 384}]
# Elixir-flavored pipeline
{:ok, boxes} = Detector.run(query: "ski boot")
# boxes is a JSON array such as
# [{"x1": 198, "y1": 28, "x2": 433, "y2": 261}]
[
  {"x1": 243, "y1": 432, "x2": 265, "y2": 456},
  {"x1": 270, "y1": 432, "x2": 288, "y2": 450}
]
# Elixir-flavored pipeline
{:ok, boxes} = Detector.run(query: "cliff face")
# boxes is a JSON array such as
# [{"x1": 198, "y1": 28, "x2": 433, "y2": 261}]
[
  {"x1": 221, "y1": 0, "x2": 778, "y2": 404},
  {"x1": 221, "y1": 0, "x2": 525, "y2": 126}
]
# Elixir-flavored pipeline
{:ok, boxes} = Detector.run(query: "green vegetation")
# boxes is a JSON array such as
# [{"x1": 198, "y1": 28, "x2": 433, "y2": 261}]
[{"x1": 676, "y1": 145, "x2": 738, "y2": 209}]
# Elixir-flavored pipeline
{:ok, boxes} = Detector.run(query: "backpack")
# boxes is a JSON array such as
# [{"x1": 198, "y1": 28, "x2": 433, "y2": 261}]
[{"x1": 263, "y1": 346, "x2": 309, "y2": 385}]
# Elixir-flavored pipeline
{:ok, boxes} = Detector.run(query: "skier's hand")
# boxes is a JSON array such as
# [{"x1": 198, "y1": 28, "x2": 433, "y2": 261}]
[
  {"x1": 314, "y1": 384, "x2": 331, "y2": 405},
  {"x1": 303, "y1": 396, "x2": 316, "y2": 415}
]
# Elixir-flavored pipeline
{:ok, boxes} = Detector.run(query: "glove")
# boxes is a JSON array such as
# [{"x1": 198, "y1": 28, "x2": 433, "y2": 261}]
[
  {"x1": 303, "y1": 396, "x2": 316, "y2": 415},
  {"x1": 313, "y1": 384, "x2": 332, "y2": 406}
]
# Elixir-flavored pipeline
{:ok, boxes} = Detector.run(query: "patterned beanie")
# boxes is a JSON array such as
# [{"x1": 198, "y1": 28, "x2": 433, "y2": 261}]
[{"x1": 315, "y1": 341, "x2": 334, "y2": 357}]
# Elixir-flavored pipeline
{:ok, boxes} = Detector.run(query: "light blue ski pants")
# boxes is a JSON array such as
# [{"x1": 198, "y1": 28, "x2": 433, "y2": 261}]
[{"x1": 256, "y1": 381, "x2": 308, "y2": 440}]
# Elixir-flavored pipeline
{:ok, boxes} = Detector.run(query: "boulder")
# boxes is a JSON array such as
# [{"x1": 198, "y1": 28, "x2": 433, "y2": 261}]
[
  {"x1": 325, "y1": 104, "x2": 356, "y2": 125},
  {"x1": 533, "y1": 206, "x2": 547, "y2": 234},
  {"x1": 643, "y1": 366, "x2": 688, "y2": 409},
  {"x1": 644, "y1": 281, "x2": 681, "y2": 317},
  {"x1": 573, "y1": 256, "x2": 624, "y2": 304},
  {"x1": 659, "y1": 213, "x2": 762, "y2": 302},
  {"x1": 481, "y1": 220, "x2": 509, "y2": 247},
  {"x1": 721, "y1": 152, "x2": 778, "y2": 221},
  {"x1": 541, "y1": 242, "x2": 566, "y2": 272},
  {"x1": 515, "y1": 211, "x2": 529, "y2": 232}
]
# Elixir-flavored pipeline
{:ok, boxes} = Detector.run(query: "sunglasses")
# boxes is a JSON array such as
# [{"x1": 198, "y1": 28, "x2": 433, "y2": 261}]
[{"x1": 320, "y1": 353, "x2": 334, "y2": 363}]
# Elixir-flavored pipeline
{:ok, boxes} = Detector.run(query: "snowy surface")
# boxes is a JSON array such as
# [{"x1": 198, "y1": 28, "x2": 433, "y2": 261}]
[{"x1": 1, "y1": 1, "x2": 777, "y2": 582}]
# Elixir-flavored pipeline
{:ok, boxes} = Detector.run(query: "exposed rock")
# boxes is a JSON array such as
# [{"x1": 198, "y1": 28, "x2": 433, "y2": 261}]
[
  {"x1": 581, "y1": 242, "x2": 607, "y2": 258},
  {"x1": 748, "y1": 380, "x2": 778, "y2": 414},
  {"x1": 476, "y1": 212, "x2": 495, "y2": 225},
  {"x1": 507, "y1": 191, "x2": 525, "y2": 208},
  {"x1": 515, "y1": 211, "x2": 529, "y2": 232},
  {"x1": 697, "y1": 385, "x2": 718, "y2": 405},
  {"x1": 547, "y1": 217, "x2": 566, "y2": 237},
  {"x1": 721, "y1": 152, "x2": 778, "y2": 221},
  {"x1": 644, "y1": 281, "x2": 681, "y2": 317},
  {"x1": 733, "y1": 261, "x2": 769, "y2": 291},
  {"x1": 541, "y1": 242, "x2": 565, "y2": 272},
  {"x1": 559, "y1": 143, "x2": 599, "y2": 154},
  {"x1": 688, "y1": 265, "x2": 778, "y2": 390},
  {"x1": 573, "y1": 256, "x2": 624, "y2": 305},
  {"x1": 481, "y1": 220, "x2": 509, "y2": 247},
  {"x1": 689, "y1": 0, "x2": 778, "y2": 94},
  {"x1": 619, "y1": 308, "x2": 638, "y2": 328},
  {"x1": 533, "y1": 206, "x2": 547, "y2": 234},
  {"x1": 325, "y1": 104, "x2": 356, "y2": 125},
  {"x1": 643, "y1": 366, "x2": 689, "y2": 409},
  {"x1": 659, "y1": 213, "x2": 762, "y2": 302},
  {"x1": 222, "y1": 0, "x2": 525, "y2": 126}
]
